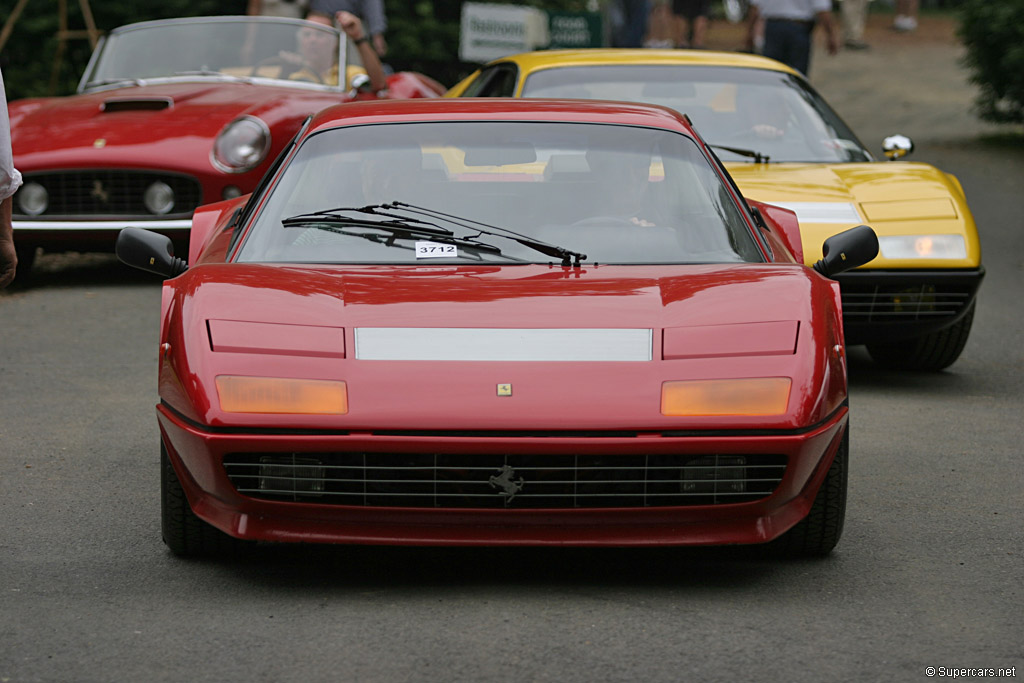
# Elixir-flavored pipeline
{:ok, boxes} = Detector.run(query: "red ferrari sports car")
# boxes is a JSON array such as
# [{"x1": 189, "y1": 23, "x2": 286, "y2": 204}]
[
  {"x1": 117, "y1": 98, "x2": 878, "y2": 558},
  {"x1": 7, "y1": 15, "x2": 443, "y2": 281}
]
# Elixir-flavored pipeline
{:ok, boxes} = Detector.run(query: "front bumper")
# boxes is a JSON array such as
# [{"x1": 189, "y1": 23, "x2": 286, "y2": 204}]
[
  {"x1": 835, "y1": 268, "x2": 984, "y2": 344},
  {"x1": 13, "y1": 218, "x2": 192, "y2": 252},
  {"x1": 157, "y1": 404, "x2": 848, "y2": 547}
]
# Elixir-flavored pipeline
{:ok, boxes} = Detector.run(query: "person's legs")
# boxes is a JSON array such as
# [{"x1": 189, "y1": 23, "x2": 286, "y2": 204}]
[
  {"x1": 841, "y1": 0, "x2": 869, "y2": 47},
  {"x1": 763, "y1": 21, "x2": 812, "y2": 75},
  {"x1": 894, "y1": 0, "x2": 918, "y2": 31}
]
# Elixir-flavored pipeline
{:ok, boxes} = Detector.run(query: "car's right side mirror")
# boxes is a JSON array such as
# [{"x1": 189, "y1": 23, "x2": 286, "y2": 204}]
[
  {"x1": 813, "y1": 225, "x2": 879, "y2": 278},
  {"x1": 882, "y1": 134, "x2": 914, "y2": 160}
]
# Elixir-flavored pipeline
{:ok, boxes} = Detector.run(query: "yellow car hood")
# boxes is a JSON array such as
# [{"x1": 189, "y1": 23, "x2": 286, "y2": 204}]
[{"x1": 727, "y1": 161, "x2": 981, "y2": 269}]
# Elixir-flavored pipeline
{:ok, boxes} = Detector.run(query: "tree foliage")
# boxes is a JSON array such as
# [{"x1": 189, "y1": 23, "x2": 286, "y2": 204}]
[
  {"x1": 958, "y1": 0, "x2": 1024, "y2": 124},
  {"x1": 1, "y1": 0, "x2": 244, "y2": 100}
]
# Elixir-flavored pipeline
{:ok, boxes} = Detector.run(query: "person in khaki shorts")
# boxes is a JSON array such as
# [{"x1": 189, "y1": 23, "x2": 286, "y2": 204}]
[{"x1": 840, "y1": 0, "x2": 870, "y2": 50}]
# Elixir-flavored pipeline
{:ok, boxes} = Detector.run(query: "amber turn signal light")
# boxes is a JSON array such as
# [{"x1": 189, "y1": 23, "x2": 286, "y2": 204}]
[
  {"x1": 216, "y1": 376, "x2": 348, "y2": 414},
  {"x1": 661, "y1": 378, "x2": 791, "y2": 416}
]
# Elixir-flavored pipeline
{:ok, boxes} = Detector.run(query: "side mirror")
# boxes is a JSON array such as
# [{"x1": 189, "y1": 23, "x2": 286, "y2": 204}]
[
  {"x1": 116, "y1": 227, "x2": 188, "y2": 278},
  {"x1": 813, "y1": 225, "x2": 879, "y2": 278},
  {"x1": 882, "y1": 134, "x2": 914, "y2": 161}
]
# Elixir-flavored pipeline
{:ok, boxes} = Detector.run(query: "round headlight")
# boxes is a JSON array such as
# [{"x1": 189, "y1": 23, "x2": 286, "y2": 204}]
[
  {"x1": 143, "y1": 181, "x2": 175, "y2": 215},
  {"x1": 212, "y1": 117, "x2": 270, "y2": 173},
  {"x1": 18, "y1": 182, "x2": 48, "y2": 216}
]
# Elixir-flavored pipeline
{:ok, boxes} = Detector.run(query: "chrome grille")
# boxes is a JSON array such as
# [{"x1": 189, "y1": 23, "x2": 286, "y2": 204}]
[
  {"x1": 223, "y1": 452, "x2": 788, "y2": 509},
  {"x1": 14, "y1": 169, "x2": 202, "y2": 218},
  {"x1": 841, "y1": 283, "x2": 971, "y2": 322}
]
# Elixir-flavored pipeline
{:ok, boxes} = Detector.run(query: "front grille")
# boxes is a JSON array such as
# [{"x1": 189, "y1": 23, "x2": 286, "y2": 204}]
[
  {"x1": 841, "y1": 283, "x2": 971, "y2": 322},
  {"x1": 14, "y1": 169, "x2": 202, "y2": 219},
  {"x1": 223, "y1": 452, "x2": 788, "y2": 509}
]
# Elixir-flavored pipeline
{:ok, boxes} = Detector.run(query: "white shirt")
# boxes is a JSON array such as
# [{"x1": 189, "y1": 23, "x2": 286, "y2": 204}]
[
  {"x1": 1, "y1": 67, "x2": 23, "y2": 202},
  {"x1": 751, "y1": 0, "x2": 831, "y2": 21}
]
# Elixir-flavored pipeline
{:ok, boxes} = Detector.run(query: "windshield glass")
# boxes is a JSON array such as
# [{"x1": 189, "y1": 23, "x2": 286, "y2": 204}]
[
  {"x1": 236, "y1": 121, "x2": 764, "y2": 265},
  {"x1": 522, "y1": 65, "x2": 872, "y2": 163},
  {"x1": 82, "y1": 18, "x2": 347, "y2": 89}
]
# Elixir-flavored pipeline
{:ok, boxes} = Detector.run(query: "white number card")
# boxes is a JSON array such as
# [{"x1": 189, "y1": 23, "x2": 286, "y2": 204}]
[{"x1": 415, "y1": 242, "x2": 457, "y2": 259}]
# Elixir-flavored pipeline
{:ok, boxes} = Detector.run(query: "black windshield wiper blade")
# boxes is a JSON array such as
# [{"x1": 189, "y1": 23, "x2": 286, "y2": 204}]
[
  {"x1": 387, "y1": 202, "x2": 588, "y2": 268},
  {"x1": 282, "y1": 208, "x2": 454, "y2": 238},
  {"x1": 291, "y1": 223, "x2": 510, "y2": 258},
  {"x1": 709, "y1": 144, "x2": 770, "y2": 164},
  {"x1": 282, "y1": 210, "x2": 516, "y2": 258}
]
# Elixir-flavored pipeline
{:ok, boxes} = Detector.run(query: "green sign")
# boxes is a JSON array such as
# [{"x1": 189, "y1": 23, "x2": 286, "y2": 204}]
[{"x1": 547, "y1": 11, "x2": 603, "y2": 49}]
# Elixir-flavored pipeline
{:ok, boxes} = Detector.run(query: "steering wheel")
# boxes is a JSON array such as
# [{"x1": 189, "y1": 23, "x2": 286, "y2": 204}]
[
  {"x1": 249, "y1": 56, "x2": 288, "y2": 78},
  {"x1": 249, "y1": 55, "x2": 322, "y2": 83}
]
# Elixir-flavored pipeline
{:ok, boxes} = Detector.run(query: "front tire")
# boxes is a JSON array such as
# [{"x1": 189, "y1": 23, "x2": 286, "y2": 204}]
[
  {"x1": 161, "y1": 442, "x2": 247, "y2": 557},
  {"x1": 769, "y1": 426, "x2": 848, "y2": 558},
  {"x1": 867, "y1": 301, "x2": 975, "y2": 371}
]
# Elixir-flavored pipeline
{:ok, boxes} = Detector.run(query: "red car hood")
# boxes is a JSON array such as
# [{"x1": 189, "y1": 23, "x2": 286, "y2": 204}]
[
  {"x1": 10, "y1": 82, "x2": 341, "y2": 169},
  {"x1": 161, "y1": 263, "x2": 845, "y2": 431}
]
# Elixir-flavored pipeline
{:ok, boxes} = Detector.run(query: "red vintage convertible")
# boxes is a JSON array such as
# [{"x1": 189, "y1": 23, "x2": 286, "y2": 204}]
[
  {"x1": 7, "y1": 15, "x2": 444, "y2": 281},
  {"x1": 117, "y1": 97, "x2": 878, "y2": 558}
]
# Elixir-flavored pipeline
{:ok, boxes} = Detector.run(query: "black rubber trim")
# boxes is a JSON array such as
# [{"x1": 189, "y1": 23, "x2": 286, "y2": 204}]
[{"x1": 161, "y1": 400, "x2": 847, "y2": 439}]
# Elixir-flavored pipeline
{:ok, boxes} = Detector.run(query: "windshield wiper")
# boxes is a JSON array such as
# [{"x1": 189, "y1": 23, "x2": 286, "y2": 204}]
[
  {"x1": 709, "y1": 144, "x2": 770, "y2": 164},
  {"x1": 282, "y1": 207, "x2": 511, "y2": 258},
  {"x1": 285, "y1": 203, "x2": 587, "y2": 267},
  {"x1": 387, "y1": 202, "x2": 588, "y2": 268}
]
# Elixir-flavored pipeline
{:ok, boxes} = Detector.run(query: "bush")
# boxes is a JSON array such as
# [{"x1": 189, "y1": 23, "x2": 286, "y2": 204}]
[{"x1": 958, "y1": 0, "x2": 1024, "y2": 124}]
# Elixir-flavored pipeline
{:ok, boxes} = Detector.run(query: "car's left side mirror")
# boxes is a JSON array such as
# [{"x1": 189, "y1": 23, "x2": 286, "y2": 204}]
[
  {"x1": 883, "y1": 134, "x2": 914, "y2": 161},
  {"x1": 116, "y1": 227, "x2": 188, "y2": 278},
  {"x1": 813, "y1": 225, "x2": 879, "y2": 278}
]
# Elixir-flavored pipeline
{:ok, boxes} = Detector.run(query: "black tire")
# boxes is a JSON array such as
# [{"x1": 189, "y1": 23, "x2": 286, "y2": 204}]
[
  {"x1": 768, "y1": 426, "x2": 848, "y2": 558},
  {"x1": 866, "y1": 301, "x2": 975, "y2": 371},
  {"x1": 161, "y1": 442, "x2": 247, "y2": 557}
]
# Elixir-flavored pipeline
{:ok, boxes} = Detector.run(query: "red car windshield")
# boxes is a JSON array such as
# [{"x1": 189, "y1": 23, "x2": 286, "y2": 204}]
[{"x1": 237, "y1": 121, "x2": 764, "y2": 266}]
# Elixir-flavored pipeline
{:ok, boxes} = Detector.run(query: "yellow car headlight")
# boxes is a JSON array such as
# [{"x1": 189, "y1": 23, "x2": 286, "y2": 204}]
[
  {"x1": 216, "y1": 376, "x2": 348, "y2": 414},
  {"x1": 877, "y1": 234, "x2": 967, "y2": 260},
  {"x1": 661, "y1": 378, "x2": 792, "y2": 417}
]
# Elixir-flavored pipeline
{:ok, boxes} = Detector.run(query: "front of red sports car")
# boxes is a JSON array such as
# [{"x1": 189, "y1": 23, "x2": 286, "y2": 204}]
[{"x1": 119, "y1": 99, "x2": 876, "y2": 557}]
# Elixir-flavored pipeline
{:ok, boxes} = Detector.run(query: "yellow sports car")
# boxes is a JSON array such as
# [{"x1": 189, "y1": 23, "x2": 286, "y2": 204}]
[{"x1": 447, "y1": 50, "x2": 983, "y2": 371}]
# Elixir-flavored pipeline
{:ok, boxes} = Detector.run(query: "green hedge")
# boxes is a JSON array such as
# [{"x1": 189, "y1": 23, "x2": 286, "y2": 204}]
[{"x1": 958, "y1": 0, "x2": 1024, "y2": 124}]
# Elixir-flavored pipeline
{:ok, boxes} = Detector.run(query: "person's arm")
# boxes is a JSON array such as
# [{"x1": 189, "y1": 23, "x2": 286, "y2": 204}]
[
  {"x1": 0, "y1": 197, "x2": 15, "y2": 288},
  {"x1": 0, "y1": 67, "x2": 22, "y2": 288},
  {"x1": 745, "y1": 3, "x2": 761, "y2": 53},
  {"x1": 815, "y1": 9, "x2": 840, "y2": 55},
  {"x1": 336, "y1": 11, "x2": 388, "y2": 93}
]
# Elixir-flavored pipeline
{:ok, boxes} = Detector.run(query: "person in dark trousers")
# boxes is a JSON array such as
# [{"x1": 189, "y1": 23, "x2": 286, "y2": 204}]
[{"x1": 746, "y1": 0, "x2": 839, "y2": 75}]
